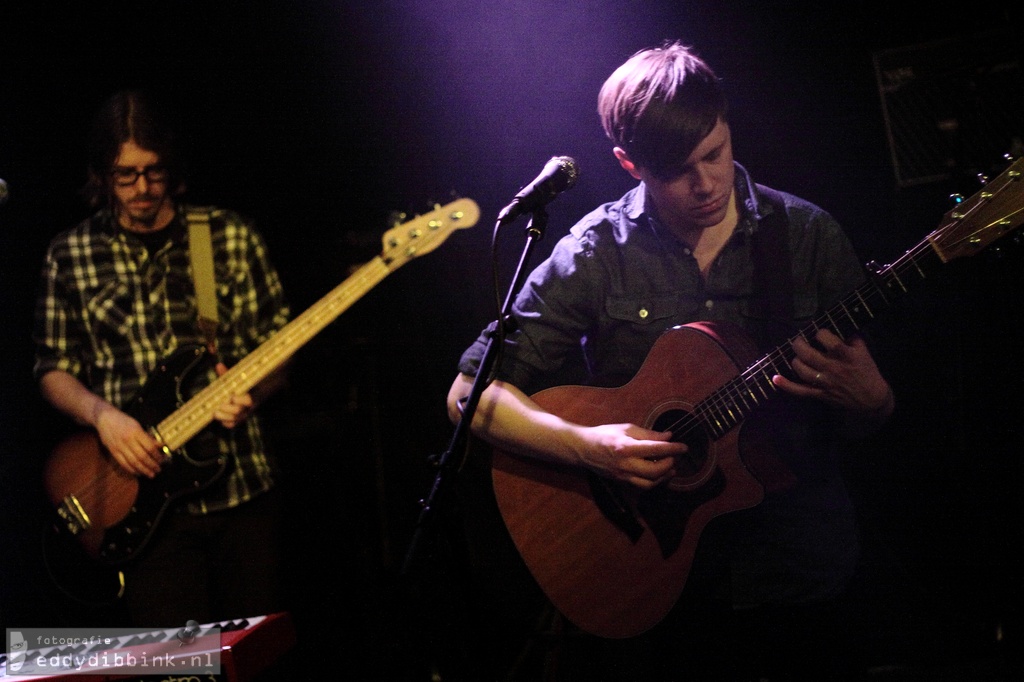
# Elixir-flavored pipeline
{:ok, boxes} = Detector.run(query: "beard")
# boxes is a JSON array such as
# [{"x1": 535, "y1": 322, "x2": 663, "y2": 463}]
[{"x1": 116, "y1": 192, "x2": 170, "y2": 231}]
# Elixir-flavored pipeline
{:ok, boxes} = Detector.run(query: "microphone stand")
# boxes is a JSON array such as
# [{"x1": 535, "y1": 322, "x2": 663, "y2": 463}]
[{"x1": 402, "y1": 207, "x2": 550, "y2": 576}]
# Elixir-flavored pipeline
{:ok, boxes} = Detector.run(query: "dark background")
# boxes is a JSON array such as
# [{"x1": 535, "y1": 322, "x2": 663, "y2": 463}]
[{"x1": 2, "y1": 1, "x2": 1022, "y2": 679}]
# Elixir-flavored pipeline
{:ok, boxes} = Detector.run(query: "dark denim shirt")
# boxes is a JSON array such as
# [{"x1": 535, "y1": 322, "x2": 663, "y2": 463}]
[
  {"x1": 459, "y1": 163, "x2": 868, "y2": 607},
  {"x1": 461, "y1": 163, "x2": 864, "y2": 392}
]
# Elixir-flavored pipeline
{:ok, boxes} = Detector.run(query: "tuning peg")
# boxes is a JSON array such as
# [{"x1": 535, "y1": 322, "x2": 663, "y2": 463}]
[
  {"x1": 387, "y1": 210, "x2": 407, "y2": 227},
  {"x1": 976, "y1": 173, "x2": 989, "y2": 186},
  {"x1": 949, "y1": 193, "x2": 964, "y2": 206}
]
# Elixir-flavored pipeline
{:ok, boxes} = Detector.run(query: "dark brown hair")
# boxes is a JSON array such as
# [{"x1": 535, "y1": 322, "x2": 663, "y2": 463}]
[
  {"x1": 598, "y1": 41, "x2": 727, "y2": 180},
  {"x1": 82, "y1": 90, "x2": 187, "y2": 206}
]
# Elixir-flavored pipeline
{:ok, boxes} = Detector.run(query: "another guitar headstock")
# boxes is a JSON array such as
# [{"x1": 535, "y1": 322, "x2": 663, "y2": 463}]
[
  {"x1": 379, "y1": 198, "x2": 480, "y2": 267},
  {"x1": 928, "y1": 156, "x2": 1024, "y2": 262}
]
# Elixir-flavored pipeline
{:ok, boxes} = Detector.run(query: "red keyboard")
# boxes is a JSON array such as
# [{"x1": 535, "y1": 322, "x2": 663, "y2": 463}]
[{"x1": 1, "y1": 612, "x2": 295, "y2": 681}]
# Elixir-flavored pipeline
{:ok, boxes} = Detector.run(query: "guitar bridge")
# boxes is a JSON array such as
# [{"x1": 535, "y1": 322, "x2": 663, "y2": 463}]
[
  {"x1": 587, "y1": 474, "x2": 644, "y2": 543},
  {"x1": 56, "y1": 495, "x2": 92, "y2": 535}
]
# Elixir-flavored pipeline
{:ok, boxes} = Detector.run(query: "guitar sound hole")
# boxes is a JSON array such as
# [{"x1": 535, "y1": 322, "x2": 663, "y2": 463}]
[{"x1": 651, "y1": 409, "x2": 711, "y2": 484}]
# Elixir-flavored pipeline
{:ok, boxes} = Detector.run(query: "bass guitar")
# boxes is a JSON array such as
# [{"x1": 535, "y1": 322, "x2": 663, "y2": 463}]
[
  {"x1": 43, "y1": 199, "x2": 480, "y2": 591},
  {"x1": 491, "y1": 158, "x2": 1024, "y2": 639}
]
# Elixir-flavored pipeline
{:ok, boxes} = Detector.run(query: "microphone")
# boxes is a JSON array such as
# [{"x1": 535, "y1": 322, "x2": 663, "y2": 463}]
[{"x1": 497, "y1": 156, "x2": 579, "y2": 225}]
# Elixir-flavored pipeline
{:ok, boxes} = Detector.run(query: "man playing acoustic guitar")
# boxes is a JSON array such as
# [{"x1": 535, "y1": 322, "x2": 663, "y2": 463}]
[
  {"x1": 448, "y1": 42, "x2": 894, "y2": 680},
  {"x1": 33, "y1": 90, "x2": 290, "y2": 627}
]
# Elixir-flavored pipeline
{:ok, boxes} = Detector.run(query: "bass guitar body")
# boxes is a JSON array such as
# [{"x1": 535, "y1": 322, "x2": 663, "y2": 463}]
[{"x1": 44, "y1": 345, "x2": 227, "y2": 572}]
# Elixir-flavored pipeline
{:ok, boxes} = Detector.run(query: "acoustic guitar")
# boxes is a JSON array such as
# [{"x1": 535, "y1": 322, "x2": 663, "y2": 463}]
[{"x1": 492, "y1": 158, "x2": 1024, "y2": 639}]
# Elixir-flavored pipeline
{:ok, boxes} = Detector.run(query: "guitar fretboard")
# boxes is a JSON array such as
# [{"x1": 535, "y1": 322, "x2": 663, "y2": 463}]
[
  {"x1": 681, "y1": 159, "x2": 1023, "y2": 440},
  {"x1": 156, "y1": 256, "x2": 394, "y2": 450},
  {"x1": 148, "y1": 198, "x2": 479, "y2": 452}
]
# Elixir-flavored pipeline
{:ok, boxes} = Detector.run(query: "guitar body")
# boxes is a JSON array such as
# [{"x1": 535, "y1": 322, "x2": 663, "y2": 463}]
[
  {"x1": 492, "y1": 321, "x2": 767, "y2": 639},
  {"x1": 44, "y1": 345, "x2": 228, "y2": 568}
]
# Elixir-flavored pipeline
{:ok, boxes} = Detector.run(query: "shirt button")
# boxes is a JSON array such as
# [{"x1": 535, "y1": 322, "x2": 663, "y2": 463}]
[
  {"x1": 705, "y1": 300, "x2": 714, "y2": 310},
  {"x1": 638, "y1": 308, "x2": 649, "y2": 319}
]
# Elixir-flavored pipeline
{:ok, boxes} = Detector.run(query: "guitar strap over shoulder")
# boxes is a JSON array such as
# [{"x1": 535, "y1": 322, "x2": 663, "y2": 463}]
[
  {"x1": 185, "y1": 208, "x2": 219, "y2": 353},
  {"x1": 749, "y1": 186, "x2": 794, "y2": 350},
  {"x1": 745, "y1": 186, "x2": 800, "y2": 494}
]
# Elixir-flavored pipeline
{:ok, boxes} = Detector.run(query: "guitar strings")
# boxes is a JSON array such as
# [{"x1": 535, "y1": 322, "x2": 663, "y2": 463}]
[
  {"x1": 659, "y1": 159, "x2": 1018, "y2": 441},
  {"x1": 160, "y1": 256, "x2": 392, "y2": 450},
  {"x1": 161, "y1": 200, "x2": 480, "y2": 448},
  {"x1": 655, "y1": 229, "x2": 942, "y2": 443}
]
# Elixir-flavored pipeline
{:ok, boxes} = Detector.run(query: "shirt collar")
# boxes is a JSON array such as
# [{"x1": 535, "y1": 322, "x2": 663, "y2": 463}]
[
  {"x1": 626, "y1": 162, "x2": 774, "y2": 241},
  {"x1": 733, "y1": 162, "x2": 766, "y2": 238},
  {"x1": 623, "y1": 183, "x2": 648, "y2": 222}
]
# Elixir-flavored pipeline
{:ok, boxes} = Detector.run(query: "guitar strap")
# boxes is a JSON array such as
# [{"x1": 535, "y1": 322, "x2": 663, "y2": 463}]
[
  {"x1": 745, "y1": 186, "x2": 799, "y2": 494},
  {"x1": 749, "y1": 186, "x2": 794, "y2": 350},
  {"x1": 185, "y1": 208, "x2": 219, "y2": 353}
]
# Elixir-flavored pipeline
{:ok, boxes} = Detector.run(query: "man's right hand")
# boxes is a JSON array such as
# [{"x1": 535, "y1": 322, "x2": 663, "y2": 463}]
[
  {"x1": 574, "y1": 423, "x2": 685, "y2": 490},
  {"x1": 93, "y1": 404, "x2": 164, "y2": 478},
  {"x1": 448, "y1": 373, "x2": 687, "y2": 491},
  {"x1": 39, "y1": 370, "x2": 165, "y2": 479}
]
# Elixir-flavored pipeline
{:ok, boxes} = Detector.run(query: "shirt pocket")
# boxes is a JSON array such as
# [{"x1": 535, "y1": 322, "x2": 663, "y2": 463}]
[
  {"x1": 605, "y1": 294, "x2": 679, "y2": 326},
  {"x1": 84, "y1": 278, "x2": 134, "y2": 339},
  {"x1": 598, "y1": 295, "x2": 688, "y2": 385},
  {"x1": 211, "y1": 260, "x2": 247, "y2": 333}
]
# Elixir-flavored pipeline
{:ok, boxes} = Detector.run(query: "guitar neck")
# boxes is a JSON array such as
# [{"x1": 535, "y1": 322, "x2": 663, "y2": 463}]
[
  {"x1": 147, "y1": 197, "x2": 480, "y2": 452},
  {"x1": 687, "y1": 157, "x2": 1024, "y2": 439},
  {"x1": 156, "y1": 255, "x2": 393, "y2": 450},
  {"x1": 691, "y1": 227, "x2": 985, "y2": 439}
]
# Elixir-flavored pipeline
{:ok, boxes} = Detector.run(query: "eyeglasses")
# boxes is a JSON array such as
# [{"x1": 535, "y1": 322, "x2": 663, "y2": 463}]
[{"x1": 110, "y1": 165, "x2": 169, "y2": 187}]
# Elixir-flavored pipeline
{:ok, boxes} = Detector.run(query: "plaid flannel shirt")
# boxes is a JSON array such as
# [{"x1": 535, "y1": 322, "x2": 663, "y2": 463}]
[{"x1": 33, "y1": 204, "x2": 290, "y2": 512}]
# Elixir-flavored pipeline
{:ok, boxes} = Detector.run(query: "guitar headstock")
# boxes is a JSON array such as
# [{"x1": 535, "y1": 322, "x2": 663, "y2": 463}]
[
  {"x1": 379, "y1": 198, "x2": 480, "y2": 266},
  {"x1": 928, "y1": 156, "x2": 1024, "y2": 262}
]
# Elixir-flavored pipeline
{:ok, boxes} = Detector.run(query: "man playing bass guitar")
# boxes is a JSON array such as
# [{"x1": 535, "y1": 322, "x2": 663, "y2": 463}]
[{"x1": 33, "y1": 90, "x2": 290, "y2": 627}]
